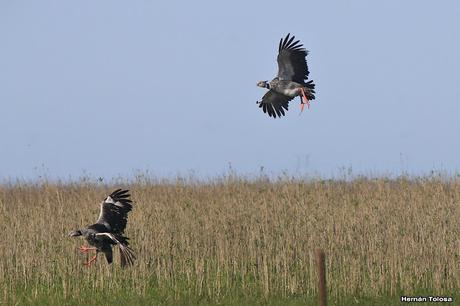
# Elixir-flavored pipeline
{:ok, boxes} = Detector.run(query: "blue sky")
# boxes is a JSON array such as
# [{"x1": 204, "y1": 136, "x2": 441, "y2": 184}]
[{"x1": 1, "y1": 1, "x2": 460, "y2": 180}]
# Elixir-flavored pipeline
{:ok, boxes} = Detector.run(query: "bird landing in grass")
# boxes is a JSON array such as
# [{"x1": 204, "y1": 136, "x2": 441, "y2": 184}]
[
  {"x1": 257, "y1": 33, "x2": 316, "y2": 118},
  {"x1": 68, "y1": 189, "x2": 136, "y2": 267}
]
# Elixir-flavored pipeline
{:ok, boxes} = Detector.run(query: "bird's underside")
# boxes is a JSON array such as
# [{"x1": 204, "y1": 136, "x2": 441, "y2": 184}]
[{"x1": 78, "y1": 231, "x2": 136, "y2": 267}]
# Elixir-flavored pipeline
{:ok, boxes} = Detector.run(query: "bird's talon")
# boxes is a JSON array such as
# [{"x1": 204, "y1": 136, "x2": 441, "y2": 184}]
[{"x1": 83, "y1": 255, "x2": 98, "y2": 266}]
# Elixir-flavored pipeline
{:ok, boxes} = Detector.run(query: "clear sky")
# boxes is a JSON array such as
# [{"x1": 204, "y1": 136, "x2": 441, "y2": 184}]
[{"x1": 1, "y1": 0, "x2": 460, "y2": 180}]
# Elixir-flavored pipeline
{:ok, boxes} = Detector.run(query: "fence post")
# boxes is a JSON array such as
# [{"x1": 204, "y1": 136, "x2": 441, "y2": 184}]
[{"x1": 316, "y1": 249, "x2": 327, "y2": 306}]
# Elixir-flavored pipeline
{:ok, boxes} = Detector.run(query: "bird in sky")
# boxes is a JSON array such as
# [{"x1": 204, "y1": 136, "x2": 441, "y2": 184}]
[
  {"x1": 257, "y1": 33, "x2": 316, "y2": 118},
  {"x1": 68, "y1": 189, "x2": 136, "y2": 267}
]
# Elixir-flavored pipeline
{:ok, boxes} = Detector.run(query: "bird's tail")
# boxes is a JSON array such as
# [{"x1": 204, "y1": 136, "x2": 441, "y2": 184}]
[
  {"x1": 304, "y1": 80, "x2": 316, "y2": 100},
  {"x1": 115, "y1": 234, "x2": 136, "y2": 267},
  {"x1": 119, "y1": 243, "x2": 136, "y2": 267}
]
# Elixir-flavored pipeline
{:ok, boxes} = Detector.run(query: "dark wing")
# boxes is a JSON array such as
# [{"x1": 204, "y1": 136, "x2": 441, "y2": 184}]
[
  {"x1": 102, "y1": 247, "x2": 113, "y2": 264},
  {"x1": 257, "y1": 90, "x2": 293, "y2": 118},
  {"x1": 277, "y1": 33, "x2": 310, "y2": 83},
  {"x1": 96, "y1": 189, "x2": 133, "y2": 234},
  {"x1": 96, "y1": 232, "x2": 136, "y2": 267}
]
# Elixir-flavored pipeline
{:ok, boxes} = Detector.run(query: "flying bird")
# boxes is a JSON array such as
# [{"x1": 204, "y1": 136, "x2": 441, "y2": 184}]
[
  {"x1": 68, "y1": 189, "x2": 136, "y2": 267},
  {"x1": 257, "y1": 33, "x2": 316, "y2": 118}
]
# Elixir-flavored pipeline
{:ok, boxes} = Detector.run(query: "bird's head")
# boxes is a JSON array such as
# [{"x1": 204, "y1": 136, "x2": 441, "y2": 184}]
[
  {"x1": 68, "y1": 229, "x2": 82, "y2": 237},
  {"x1": 257, "y1": 80, "x2": 269, "y2": 89}
]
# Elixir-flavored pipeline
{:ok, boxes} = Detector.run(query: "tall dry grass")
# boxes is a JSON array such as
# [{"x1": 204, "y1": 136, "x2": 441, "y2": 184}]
[{"x1": 0, "y1": 176, "x2": 459, "y2": 304}]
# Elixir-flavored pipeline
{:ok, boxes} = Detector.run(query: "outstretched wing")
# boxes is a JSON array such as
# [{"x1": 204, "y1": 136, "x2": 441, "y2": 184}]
[
  {"x1": 257, "y1": 90, "x2": 293, "y2": 118},
  {"x1": 96, "y1": 189, "x2": 133, "y2": 234},
  {"x1": 96, "y1": 232, "x2": 136, "y2": 267},
  {"x1": 277, "y1": 33, "x2": 310, "y2": 83}
]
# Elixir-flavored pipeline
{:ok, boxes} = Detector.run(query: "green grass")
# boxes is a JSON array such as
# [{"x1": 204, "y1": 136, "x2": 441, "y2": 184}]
[{"x1": 6, "y1": 282, "x2": 459, "y2": 306}]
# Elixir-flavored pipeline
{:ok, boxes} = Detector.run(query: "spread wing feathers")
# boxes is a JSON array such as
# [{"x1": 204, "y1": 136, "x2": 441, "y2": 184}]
[
  {"x1": 96, "y1": 233, "x2": 136, "y2": 267},
  {"x1": 96, "y1": 189, "x2": 132, "y2": 234},
  {"x1": 277, "y1": 33, "x2": 310, "y2": 83},
  {"x1": 258, "y1": 90, "x2": 293, "y2": 118}
]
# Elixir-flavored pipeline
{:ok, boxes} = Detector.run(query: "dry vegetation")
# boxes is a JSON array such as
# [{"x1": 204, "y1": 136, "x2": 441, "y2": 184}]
[{"x1": 1, "y1": 175, "x2": 459, "y2": 305}]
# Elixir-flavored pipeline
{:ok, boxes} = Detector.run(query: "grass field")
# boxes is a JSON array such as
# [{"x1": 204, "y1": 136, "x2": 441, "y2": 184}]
[{"x1": 1, "y1": 175, "x2": 459, "y2": 305}]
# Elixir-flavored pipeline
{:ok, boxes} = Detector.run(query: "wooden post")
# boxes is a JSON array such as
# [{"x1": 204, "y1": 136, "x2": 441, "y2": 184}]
[{"x1": 316, "y1": 249, "x2": 327, "y2": 306}]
